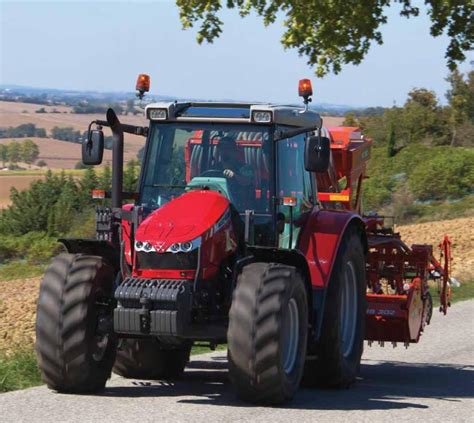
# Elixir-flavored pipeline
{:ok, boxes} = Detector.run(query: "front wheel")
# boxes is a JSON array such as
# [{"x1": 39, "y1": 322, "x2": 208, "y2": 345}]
[
  {"x1": 227, "y1": 263, "x2": 308, "y2": 404},
  {"x1": 35, "y1": 254, "x2": 117, "y2": 393}
]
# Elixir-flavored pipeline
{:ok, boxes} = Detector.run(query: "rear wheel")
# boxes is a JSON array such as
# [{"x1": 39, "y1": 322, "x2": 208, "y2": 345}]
[
  {"x1": 227, "y1": 262, "x2": 308, "y2": 404},
  {"x1": 35, "y1": 254, "x2": 116, "y2": 393},
  {"x1": 302, "y1": 227, "x2": 366, "y2": 388},
  {"x1": 113, "y1": 339, "x2": 191, "y2": 379}
]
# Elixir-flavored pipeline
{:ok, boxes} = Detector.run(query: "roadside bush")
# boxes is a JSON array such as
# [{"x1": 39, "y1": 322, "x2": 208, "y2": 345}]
[
  {"x1": 0, "y1": 171, "x2": 83, "y2": 236},
  {"x1": 0, "y1": 232, "x2": 60, "y2": 263},
  {"x1": 409, "y1": 149, "x2": 474, "y2": 200}
]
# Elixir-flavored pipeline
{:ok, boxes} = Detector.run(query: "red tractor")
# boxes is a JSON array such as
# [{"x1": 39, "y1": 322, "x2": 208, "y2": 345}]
[{"x1": 35, "y1": 76, "x2": 453, "y2": 404}]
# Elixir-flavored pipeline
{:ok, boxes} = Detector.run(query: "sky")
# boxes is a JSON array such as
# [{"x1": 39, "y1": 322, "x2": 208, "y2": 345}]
[{"x1": 0, "y1": 0, "x2": 472, "y2": 107}]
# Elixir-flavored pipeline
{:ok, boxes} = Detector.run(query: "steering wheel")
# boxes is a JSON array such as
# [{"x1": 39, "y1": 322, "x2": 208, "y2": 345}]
[{"x1": 200, "y1": 169, "x2": 225, "y2": 178}]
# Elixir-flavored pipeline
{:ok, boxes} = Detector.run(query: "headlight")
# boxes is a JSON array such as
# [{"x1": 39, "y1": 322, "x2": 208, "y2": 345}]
[
  {"x1": 166, "y1": 236, "x2": 202, "y2": 254},
  {"x1": 251, "y1": 110, "x2": 272, "y2": 123},
  {"x1": 148, "y1": 108, "x2": 168, "y2": 120},
  {"x1": 135, "y1": 241, "x2": 156, "y2": 252}
]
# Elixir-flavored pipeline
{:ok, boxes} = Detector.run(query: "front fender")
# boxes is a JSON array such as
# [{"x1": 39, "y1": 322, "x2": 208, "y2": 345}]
[{"x1": 58, "y1": 238, "x2": 120, "y2": 271}]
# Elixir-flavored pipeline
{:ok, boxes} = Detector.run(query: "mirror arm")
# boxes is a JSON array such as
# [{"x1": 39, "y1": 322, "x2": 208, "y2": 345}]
[
  {"x1": 89, "y1": 120, "x2": 148, "y2": 137},
  {"x1": 274, "y1": 124, "x2": 320, "y2": 141}
]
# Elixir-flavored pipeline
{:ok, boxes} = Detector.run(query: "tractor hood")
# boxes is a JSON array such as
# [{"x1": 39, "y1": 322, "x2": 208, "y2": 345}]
[{"x1": 135, "y1": 190, "x2": 230, "y2": 253}]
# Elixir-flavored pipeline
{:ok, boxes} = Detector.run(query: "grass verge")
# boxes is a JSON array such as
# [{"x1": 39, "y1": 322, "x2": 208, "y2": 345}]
[
  {"x1": 0, "y1": 342, "x2": 228, "y2": 393},
  {"x1": 0, "y1": 349, "x2": 42, "y2": 393},
  {"x1": 432, "y1": 279, "x2": 474, "y2": 308},
  {"x1": 0, "y1": 262, "x2": 46, "y2": 281},
  {"x1": 191, "y1": 343, "x2": 227, "y2": 356}
]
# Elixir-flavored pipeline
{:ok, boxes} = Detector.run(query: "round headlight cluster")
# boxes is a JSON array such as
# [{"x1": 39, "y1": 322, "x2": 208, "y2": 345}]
[
  {"x1": 134, "y1": 241, "x2": 155, "y2": 252},
  {"x1": 166, "y1": 237, "x2": 201, "y2": 254},
  {"x1": 168, "y1": 241, "x2": 193, "y2": 253}
]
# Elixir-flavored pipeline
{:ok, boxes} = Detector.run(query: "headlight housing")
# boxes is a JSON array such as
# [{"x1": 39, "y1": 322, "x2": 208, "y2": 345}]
[
  {"x1": 166, "y1": 236, "x2": 202, "y2": 254},
  {"x1": 135, "y1": 241, "x2": 156, "y2": 252}
]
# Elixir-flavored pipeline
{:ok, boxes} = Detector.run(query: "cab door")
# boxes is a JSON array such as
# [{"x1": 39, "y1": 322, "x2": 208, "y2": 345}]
[{"x1": 276, "y1": 131, "x2": 315, "y2": 249}]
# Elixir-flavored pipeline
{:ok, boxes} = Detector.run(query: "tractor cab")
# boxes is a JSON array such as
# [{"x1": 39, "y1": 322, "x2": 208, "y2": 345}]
[{"x1": 139, "y1": 101, "x2": 323, "y2": 249}]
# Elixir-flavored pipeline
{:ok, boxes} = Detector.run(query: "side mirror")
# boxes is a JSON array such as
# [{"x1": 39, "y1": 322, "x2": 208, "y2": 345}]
[
  {"x1": 82, "y1": 129, "x2": 104, "y2": 165},
  {"x1": 304, "y1": 135, "x2": 330, "y2": 173}
]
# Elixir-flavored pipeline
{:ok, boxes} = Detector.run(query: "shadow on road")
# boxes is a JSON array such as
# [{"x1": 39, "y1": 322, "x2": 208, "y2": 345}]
[{"x1": 101, "y1": 357, "x2": 474, "y2": 411}]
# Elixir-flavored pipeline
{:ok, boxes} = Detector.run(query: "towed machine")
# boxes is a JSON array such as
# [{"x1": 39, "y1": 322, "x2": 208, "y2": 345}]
[{"x1": 35, "y1": 76, "x2": 454, "y2": 404}]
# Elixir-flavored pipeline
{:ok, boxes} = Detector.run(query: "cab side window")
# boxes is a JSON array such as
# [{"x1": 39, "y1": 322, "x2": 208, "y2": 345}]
[{"x1": 276, "y1": 132, "x2": 314, "y2": 248}]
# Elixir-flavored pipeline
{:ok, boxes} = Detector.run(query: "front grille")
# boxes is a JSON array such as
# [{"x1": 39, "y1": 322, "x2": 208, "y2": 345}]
[{"x1": 136, "y1": 251, "x2": 198, "y2": 270}]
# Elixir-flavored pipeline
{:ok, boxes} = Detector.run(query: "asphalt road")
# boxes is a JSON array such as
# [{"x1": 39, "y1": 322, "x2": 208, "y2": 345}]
[{"x1": 1, "y1": 300, "x2": 473, "y2": 423}]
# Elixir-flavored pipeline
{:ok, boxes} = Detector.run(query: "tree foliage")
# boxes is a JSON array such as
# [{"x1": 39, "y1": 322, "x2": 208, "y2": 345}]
[
  {"x1": 0, "y1": 139, "x2": 40, "y2": 166},
  {"x1": 176, "y1": 0, "x2": 473, "y2": 76},
  {"x1": 0, "y1": 123, "x2": 46, "y2": 139}
]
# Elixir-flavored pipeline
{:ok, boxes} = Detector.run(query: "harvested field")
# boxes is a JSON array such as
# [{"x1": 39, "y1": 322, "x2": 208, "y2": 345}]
[
  {"x1": 0, "y1": 100, "x2": 146, "y2": 133},
  {"x1": 0, "y1": 137, "x2": 116, "y2": 169},
  {"x1": 0, "y1": 175, "x2": 45, "y2": 208},
  {"x1": 0, "y1": 217, "x2": 472, "y2": 355},
  {"x1": 0, "y1": 277, "x2": 40, "y2": 354},
  {"x1": 0, "y1": 100, "x2": 146, "y2": 168},
  {"x1": 397, "y1": 216, "x2": 474, "y2": 280}
]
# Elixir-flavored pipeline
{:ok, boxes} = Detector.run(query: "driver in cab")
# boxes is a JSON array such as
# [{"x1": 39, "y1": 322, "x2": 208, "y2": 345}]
[{"x1": 213, "y1": 136, "x2": 253, "y2": 186}]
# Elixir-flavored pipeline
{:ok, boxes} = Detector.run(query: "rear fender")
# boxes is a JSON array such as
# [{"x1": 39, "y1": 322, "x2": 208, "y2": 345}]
[{"x1": 297, "y1": 208, "x2": 366, "y2": 288}]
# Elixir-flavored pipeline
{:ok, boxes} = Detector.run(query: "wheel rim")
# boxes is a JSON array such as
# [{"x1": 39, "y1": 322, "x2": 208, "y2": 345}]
[
  {"x1": 92, "y1": 294, "x2": 112, "y2": 362},
  {"x1": 92, "y1": 333, "x2": 109, "y2": 362},
  {"x1": 340, "y1": 261, "x2": 357, "y2": 358},
  {"x1": 281, "y1": 298, "x2": 299, "y2": 374}
]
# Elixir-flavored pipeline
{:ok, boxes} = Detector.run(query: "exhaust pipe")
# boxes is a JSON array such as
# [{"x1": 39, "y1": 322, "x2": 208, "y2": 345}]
[{"x1": 106, "y1": 108, "x2": 123, "y2": 210}]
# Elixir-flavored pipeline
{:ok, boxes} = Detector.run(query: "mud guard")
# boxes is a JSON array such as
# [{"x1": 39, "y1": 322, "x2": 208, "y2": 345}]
[
  {"x1": 58, "y1": 238, "x2": 120, "y2": 271},
  {"x1": 297, "y1": 208, "x2": 367, "y2": 341}
]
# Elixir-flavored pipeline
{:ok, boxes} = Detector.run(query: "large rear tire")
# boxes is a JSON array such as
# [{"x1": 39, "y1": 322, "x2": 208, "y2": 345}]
[
  {"x1": 302, "y1": 227, "x2": 366, "y2": 388},
  {"x1": 113, "y1": 339, "x2": 191, "y2": 379},
  {"x1": 227, "y1": 263, "x2": 308, "y2": 404},
  {"x1": 35, "y1": 254, "x2": 117, "y2": 393}
]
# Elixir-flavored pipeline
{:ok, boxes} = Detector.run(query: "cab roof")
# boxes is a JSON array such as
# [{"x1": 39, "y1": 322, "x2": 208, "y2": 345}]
[{"x1": 145, "y1": 101, "x2": 322, "y2": 128}]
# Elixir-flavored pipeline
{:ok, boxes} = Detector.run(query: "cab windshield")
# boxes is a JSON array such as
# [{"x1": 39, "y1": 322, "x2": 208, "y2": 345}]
[{"x1": 140, "y1": 122, "x2": 272, "y2": 214}]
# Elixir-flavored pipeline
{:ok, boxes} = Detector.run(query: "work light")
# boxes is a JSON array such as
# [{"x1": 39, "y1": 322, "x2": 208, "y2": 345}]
[
  {"x1": 148, "y1": 108, "x2": 168, "y2": 120},
  {"x1": 251, "y1": 111, "x2": 273, "y2": 123}
]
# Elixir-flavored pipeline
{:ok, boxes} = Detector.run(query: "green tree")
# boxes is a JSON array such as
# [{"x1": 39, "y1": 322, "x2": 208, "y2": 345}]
[
  {"x1": 0, "y1": 144, "x2": 7, "y2": 167},
  {"x1": 51, "y1": 177, "x2": 79, "y2": 235},
  {"x1": 177, "y1": 1, "x2": 473, "y2": 77},
  {"x1": 342, "y1": 112, "x2": 358, "y2": 127},
  {"x1": 20, "y1": 139, "x2": 40, "y2": 167},
  {"x1": 78, "y1": 167, "x2": 98, "y2": 206},
  {"x1": 446, "y1": 69, "x2": 474, "y2": 145},
  {"x1": 0, "y1": 171, "x2": 71, "y2": 235},
  {"x1": 7, "y1": 141, "x2": 21, "y2": 164},
  {"x1": 98, "y1": 165, "x2": 112, "y2": 191},
  {"x1": 403, "y1": 88, "x2": 441, "y2": 143},
  {"x1": 387, "y1": 122, "x2": 396, "y2": 157},
  {"x1": 124, "y1": 160, "x2": 139, "y2": 192}
]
